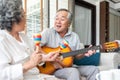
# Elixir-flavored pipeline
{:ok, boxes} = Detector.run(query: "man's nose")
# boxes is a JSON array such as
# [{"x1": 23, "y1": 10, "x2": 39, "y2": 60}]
[{"x1": 56, "y1": 19, "x2": 61, "y2": 23}]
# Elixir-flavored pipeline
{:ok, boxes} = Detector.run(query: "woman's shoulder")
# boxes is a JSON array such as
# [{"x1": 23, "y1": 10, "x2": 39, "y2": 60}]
[{"x1": 0, "y1": 30, "x2": 7, "y2": 41}]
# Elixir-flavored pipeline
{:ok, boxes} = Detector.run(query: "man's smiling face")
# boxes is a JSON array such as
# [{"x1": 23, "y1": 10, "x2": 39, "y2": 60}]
[{"x1": 54, "y1": 11, "x2": 70, "y2": 33}]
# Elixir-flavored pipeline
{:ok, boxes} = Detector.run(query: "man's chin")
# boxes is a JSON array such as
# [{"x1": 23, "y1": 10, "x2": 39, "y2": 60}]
[{"x1": 55, "y1": 28, "x2": 60, "y2": 32}]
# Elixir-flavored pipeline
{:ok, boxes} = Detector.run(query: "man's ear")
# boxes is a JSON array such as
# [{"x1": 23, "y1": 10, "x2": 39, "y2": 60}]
[{"x1": 68, "y1": 22, "x2": 71, "y2": 26}]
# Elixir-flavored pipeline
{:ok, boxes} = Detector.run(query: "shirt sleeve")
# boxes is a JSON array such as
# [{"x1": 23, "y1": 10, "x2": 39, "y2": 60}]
[{"x1": 0, "y1": 42, "x2": 24, "y2": 80}]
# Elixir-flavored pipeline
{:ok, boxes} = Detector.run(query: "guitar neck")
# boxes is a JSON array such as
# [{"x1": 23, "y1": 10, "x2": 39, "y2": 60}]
[{"x1": 61, "y1": 45, "x2": 101, "y2": 58}]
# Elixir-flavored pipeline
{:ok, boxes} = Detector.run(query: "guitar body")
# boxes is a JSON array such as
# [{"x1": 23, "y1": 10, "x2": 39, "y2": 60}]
[
  {"x1": 37, "y1": 41, "x2": 120, "y2": 74},
  {"x1": 37, "y1": 46, "x2": 73, "y2": 74}
]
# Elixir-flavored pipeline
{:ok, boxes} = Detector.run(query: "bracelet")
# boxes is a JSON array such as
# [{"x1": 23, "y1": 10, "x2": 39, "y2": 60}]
[{"x1": 38, "y1": 61, "x2": 45, "y2": 66}]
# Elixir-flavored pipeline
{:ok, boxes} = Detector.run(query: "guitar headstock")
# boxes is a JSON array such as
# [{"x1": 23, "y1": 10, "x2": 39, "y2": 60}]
[{"x1": 102, "y1": 41, "x2": 119, "y2": 52}]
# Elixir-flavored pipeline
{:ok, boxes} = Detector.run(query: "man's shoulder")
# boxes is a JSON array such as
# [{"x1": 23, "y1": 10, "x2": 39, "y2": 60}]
[{"x1": 71, "y1": 31, "x2": 79, "y2": 36}]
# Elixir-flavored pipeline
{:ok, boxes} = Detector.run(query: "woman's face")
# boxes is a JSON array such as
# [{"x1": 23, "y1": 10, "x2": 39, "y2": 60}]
[
  {"x1": 18, "y1": 11, "x2": 26, "y2": 31},
  {"x1": 13, "y1": 10, "x2": 26, "y2": 32}
]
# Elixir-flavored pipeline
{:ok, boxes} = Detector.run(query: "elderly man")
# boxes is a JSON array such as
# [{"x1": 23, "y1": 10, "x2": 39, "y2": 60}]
[{"x1": 40, "y1": 8, "x2": 99, "y2": 80}]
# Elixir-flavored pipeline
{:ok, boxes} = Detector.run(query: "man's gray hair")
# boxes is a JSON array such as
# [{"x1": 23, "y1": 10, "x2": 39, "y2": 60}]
[
  {"x1": 0, "y1": 0, "x2": 23, "y2": 31},
  {"x1": 57, "y1": 8, "x2": 73, "y2": 24}
]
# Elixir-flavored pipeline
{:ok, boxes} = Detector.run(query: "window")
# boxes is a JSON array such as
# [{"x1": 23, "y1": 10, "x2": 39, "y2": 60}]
[
  {"x1": 23, "y1": 0, "x2": 72, "y2": 39},
  {"x1": 74, "y1": 0, "x2": 96, "y2": 46},
  {"x1": 26, "y1": 0, "x2": 41, "y2": 39}
]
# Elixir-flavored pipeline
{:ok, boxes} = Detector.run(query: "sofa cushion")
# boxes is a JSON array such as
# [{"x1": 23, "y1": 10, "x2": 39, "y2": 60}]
[
  {"x1": 96, "y1": 69, "x2": 120, "y2": 80},
  {"x1": 73, "y1": 52, "x2": 100, "y2": 66},
  {"x1": 39, "y1": 74, "x2": 65, "y2": 80}
]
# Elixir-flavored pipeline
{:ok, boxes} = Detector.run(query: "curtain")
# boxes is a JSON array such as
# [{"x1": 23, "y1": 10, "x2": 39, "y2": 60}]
[
  {"x1": 109, "y1": 13, "x2": 120, "y2": 41},
  {"x1": 74, "y1": 5, "x2": 91, "y2": 45}
]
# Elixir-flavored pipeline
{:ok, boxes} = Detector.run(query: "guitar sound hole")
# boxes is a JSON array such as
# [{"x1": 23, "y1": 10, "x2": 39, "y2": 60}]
[{"x1": 42, "y1": 63, "x2": 46, "y2": 68}]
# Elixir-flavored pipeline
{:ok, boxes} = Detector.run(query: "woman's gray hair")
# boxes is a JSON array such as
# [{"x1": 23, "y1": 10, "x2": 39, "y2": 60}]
[
  {"x1": 56, "y1": 8, "x2": 73, "y2": 24},
  {"x1": 0, "y1": 0, "x2": 23, "y2": 31}
]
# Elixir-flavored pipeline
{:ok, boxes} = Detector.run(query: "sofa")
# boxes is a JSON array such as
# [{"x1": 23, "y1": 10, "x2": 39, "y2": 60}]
[
  {"x1": 81, "y1": 52, "x2": 117, "y2": 80},
  {"x1": 96, "y1": 53, "x2": 120, "y2": 80},
  {"x1": 39, "y1": 52, "x2": 117, "y2": 80}
]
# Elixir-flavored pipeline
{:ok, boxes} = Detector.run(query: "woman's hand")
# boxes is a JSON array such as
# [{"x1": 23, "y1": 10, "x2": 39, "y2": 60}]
[
  {"x1": 23, "y1": 51, "x2": 42, "y2": 73},
  {"x1": 23, "y1": 50, "x2": 60, "y2": 73},
  {"x1": 41, "y1": 50, "x2": 60, "y2": 62},
  {"x1": 29, "y1": 51, "x2": 43, "y2": 67}
]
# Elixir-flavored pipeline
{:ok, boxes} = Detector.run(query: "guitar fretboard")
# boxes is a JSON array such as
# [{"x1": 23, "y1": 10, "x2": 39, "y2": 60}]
[{"x1": 61, "y1": 45, "x2": 101, "y2": 58}]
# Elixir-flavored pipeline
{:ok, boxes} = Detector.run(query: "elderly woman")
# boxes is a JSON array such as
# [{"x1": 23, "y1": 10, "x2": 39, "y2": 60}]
[{"x1": 0, "y1": 0, "x2": 59, "y2": 80}]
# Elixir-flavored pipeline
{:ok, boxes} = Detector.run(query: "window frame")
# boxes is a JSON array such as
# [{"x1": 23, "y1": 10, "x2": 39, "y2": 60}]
[{"x1": 75, "y1": 0, "x2": 96, "y2": 46}]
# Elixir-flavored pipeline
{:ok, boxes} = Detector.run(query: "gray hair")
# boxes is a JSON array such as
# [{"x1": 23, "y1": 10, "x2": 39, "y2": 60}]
[
  {"x1": 56, "y1": 8, "x2": 73, "y2": 24},
  {"x1": 0, "y1": 0, "x2": 23, "y2": 31}
]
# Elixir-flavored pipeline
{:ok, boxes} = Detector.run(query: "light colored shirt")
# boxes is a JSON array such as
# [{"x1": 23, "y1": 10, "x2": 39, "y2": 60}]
[
  {"x1": 0, "y1": 30, "x2": 41, "y2": 80},
  {"x1": 41, "y1": 27, "x2": 81, "y2": 51}
]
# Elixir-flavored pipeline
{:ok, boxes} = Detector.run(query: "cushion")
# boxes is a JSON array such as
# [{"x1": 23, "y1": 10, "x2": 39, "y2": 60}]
[
  {"x1": 96, "y1": 69, "x2": 120, "y2": 80},
  {"x1": 114, "y1": 53, "x2": 120, "y2": 69},
  {"x1": 39, "y1": 74, "x2": 65, "y2": 80},
  {"x1": 73, "y1": 52, "x2": 100, "y2": 66}
]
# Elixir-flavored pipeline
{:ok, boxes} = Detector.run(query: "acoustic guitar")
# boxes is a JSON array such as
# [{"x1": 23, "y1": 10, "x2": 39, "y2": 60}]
[{"x1": 37, "y1": 41, "x2": 119, "y2": 74}]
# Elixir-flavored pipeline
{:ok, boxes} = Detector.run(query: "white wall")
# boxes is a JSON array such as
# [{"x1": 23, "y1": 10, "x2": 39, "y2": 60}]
[
  {"x1": 105, "y1": 0, "x2": 120, "y2": 10},
  {"x1": 84, "y1": 0, "x2": 99, "y2": 5}
]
